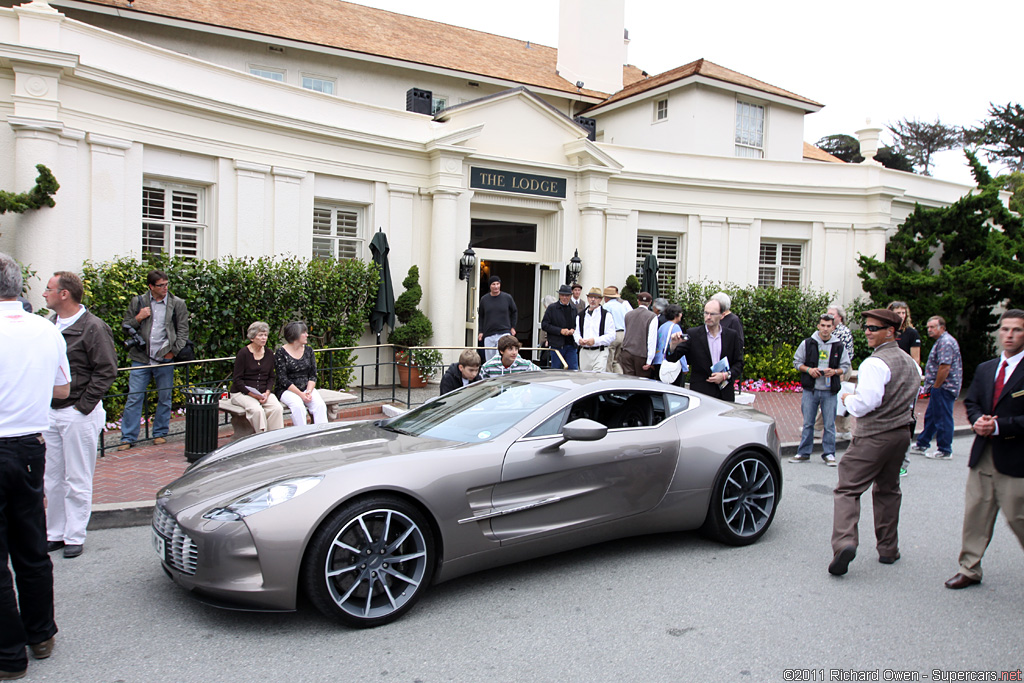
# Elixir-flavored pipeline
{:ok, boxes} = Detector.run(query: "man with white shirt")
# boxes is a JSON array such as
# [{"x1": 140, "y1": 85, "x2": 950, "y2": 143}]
[
  {"x1": 0, "y1": 252, "x2": 71, "y2": 679},
  {"x1": 41, "y1": 271, "x2": 117, "y2": 560},
  {"x1": 574, "y1": 287, "x2": 615, "y2": 372},
  {"x1": 829, "y1": 308, "x2": 919, "y2": 576},
  {"x1": 602, "y1": 285, "x2": 632, "y2": 373},
  {"x1": 569, "y1": 283, "x2": 585, "y2": 314},
  {"x1": 943, "y1": 309, "x2": 1024, "y2": 590},
  {"x1": 620, "y1": 292, "x2": 658, "y2": 378}
]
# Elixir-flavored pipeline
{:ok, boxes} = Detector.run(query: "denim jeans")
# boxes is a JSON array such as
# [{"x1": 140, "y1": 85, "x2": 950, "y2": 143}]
[
  {"x1": 120, "y1": 361, "x2": 174, "y2": 444},
  {"x1": 799, "y1": 388, "x2": 837, "y2": 457},
  {"x1": 917, "y1": 386, "x2": 955, "y2": 454},
  {"x1": 550, "y1": 346, "x2": 578, "y2": 370},
  {"x1": 0, "y1": 434, "x2": 57, "y2": 673}
]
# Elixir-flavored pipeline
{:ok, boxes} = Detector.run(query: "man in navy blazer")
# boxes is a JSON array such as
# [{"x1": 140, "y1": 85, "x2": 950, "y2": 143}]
[
  {"x1": 667, "y1": 298, "x2": 743, "y2": 402},
  {"x1": 944, "y1": 309, "x2": 1024, "y2": 590}
]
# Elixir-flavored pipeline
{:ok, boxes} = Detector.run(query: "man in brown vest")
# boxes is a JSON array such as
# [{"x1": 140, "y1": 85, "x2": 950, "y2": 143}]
[
  {"x1": 620, "y1": 292, "x2": 658, "y2": 378},
  {"x1": 829, "y1": 308, "x2": 919, "y2": 576}
]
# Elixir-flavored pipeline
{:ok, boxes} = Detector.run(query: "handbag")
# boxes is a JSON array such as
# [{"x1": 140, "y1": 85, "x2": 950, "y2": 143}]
[{"x1": 659, "y1": 326, "x2": 682, "y2": 383}]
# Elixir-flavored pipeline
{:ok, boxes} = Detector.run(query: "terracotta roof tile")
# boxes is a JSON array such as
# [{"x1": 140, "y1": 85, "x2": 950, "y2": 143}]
[
  {"x1": 588, "y1": 58, "x2": 822, "y2": 111},
  {"x1": 803, "y1": 142, "x2": 844, "y2": 163},
  {"x1": 65, "y1": 0, "x2": 615, "y2": 97}
]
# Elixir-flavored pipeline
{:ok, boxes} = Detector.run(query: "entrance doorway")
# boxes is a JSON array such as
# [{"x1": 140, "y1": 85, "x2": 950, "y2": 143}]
[{"x1": 478, "y1": 260, "x2": 536, "y2": 360}]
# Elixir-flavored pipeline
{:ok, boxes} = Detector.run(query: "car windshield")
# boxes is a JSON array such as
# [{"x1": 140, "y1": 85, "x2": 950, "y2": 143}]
[{"x1": 384, "y1": 379, "x2": 566, "y2": 443}]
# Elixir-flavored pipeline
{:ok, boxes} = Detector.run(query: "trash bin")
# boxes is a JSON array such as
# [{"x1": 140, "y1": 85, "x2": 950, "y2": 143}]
[{"x1": 184, "y1": 387, "x2": 220, "y2": 462}]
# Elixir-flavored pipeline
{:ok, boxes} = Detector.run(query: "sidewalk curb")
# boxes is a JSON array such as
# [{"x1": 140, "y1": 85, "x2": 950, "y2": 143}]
[{"x1": 778, "y1": 424, "x2": 973, "y2": 456}]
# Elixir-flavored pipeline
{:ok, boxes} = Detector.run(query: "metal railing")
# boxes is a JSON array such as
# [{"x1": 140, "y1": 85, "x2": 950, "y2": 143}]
[{"x1": 98, "y1": 344, "x2": 564, "y2": 456}]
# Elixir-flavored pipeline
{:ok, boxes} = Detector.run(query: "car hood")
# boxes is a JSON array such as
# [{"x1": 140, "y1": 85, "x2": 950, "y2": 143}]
[{"x1": 158, "y1": 421, "x2": 457, "y2": 511}]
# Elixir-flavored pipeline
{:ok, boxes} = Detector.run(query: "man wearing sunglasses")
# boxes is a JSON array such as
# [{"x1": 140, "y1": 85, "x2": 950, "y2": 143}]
[{"x1": 828, "y1": 309, "x2": 919, "y2": 576}]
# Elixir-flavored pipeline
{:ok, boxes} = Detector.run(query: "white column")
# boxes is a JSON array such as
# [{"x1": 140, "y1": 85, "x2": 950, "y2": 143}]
[
  {"x1": 427, "y1": 189, "x2": 459, "y2": 349},
  {"x1": 386, "y1": 184, "x2": 417, "y2": 292},
  {"x1": 577, "y1": 207, "x2": 605, "y2": 290},
  {"x1": 823, "y1": 223, "x2": 852, "y2": 301},
  {"x1": 603, "y1": 208, "x2": 632, "y2": 287},
  {"x1": 87, "y1": 132, "x2": 133, "y2": 262},
  {"x1": 233, "y1": 160, "x2": 270, "y2": 257},
  {"x1": 726, "y1": 217, "x2": 753, "y2": 284},
  {"x1": 271, "y1": 166, "x2": 307, "y2": 255},
  {"x1": 699, "y1": 215, "x2": 726, "y2": 282}
]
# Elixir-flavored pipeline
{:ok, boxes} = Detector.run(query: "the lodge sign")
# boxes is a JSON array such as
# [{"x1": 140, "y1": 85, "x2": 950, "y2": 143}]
[{"x1": 470, "y1": 167, "x2": 566, "y2": 199}]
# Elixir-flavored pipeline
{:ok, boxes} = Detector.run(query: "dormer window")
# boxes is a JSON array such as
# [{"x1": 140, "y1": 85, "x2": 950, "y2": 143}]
[
  {"x1": 654, "y1": 98, "x2": 668, "y2": 122},
  {"x1": 735, "y1": 100, "x2": 765, "y2": 158}
]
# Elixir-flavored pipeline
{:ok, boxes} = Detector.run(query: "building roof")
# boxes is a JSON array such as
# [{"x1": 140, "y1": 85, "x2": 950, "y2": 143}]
[
  {"x1": 60, "y1": 0, "x2": 616, "y2": 98},
  {"x1": 802, "y1": 142, "x2": 844, "y2": 163},
  {"x1": 587, "y1": 58, "x2": 823, "y2": 111}
]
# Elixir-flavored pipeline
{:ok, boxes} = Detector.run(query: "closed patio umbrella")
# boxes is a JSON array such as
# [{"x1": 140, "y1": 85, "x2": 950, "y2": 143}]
[
  {"x1": 642, "y1": 253, "x2": 659, "y2": 300},
  {"x1": 369, "y1": 230, "x2": 395, "y2": 385}
]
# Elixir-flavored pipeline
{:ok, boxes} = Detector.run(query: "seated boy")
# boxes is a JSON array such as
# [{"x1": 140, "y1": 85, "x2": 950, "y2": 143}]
[
  {"x1": 439, "y1": 349, "x2": 483, "y2": 395},
  {"x1": 480, "y1": 335, "x2": 542, "y2": 378}
]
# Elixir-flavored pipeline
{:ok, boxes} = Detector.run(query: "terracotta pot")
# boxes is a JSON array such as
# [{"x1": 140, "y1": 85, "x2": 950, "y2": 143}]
[{"x1": 395, "y1": 352, "x2": 427, "y2": 388}]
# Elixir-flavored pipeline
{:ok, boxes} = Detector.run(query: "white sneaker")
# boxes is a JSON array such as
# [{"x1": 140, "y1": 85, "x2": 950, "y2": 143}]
[
  {"x1": 823, "y1": 454, "x2": 837, "y2": 467},
  {"x1": 837, "y1": 432, "x2": 852, "y2": 441},
  {"x1": 925, "y1": 450, "x2": 952, "y2": 460},
  {"x1": 908, "y1": 444, "x2": 928, "y2": 455}
]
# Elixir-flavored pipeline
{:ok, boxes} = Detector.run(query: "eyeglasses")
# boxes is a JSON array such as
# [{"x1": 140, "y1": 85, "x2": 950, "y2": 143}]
[
  {"x1": 864, "y1": 325, "x2": 888, "y2": 332},
  {"x1": 820, "y1": 313, "x2": 834, "y2": 321},
  {"x1": 43, "y1": 287, "x2": 65, "y2": 293},
  {"x1": 151, "y1": 282, "x2": 169, "y2": 288}
]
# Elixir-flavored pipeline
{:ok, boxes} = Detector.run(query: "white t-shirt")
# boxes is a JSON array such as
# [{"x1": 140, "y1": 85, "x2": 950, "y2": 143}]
[{"x1": 0, "y1": 300, "x2": 71, "y2": 437}]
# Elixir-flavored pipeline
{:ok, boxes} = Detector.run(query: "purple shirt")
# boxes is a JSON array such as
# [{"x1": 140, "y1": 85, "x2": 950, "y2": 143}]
[{"x1": 707, "y1": 325, "x2": 722, "y2": 366}]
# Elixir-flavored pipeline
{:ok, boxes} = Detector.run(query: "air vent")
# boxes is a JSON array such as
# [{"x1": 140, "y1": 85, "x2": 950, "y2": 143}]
[{"x1": 406, "y1": 88, "x2": 432, "y2": 115}]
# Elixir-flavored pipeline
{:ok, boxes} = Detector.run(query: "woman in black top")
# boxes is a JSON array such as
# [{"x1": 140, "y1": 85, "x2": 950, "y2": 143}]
[
  {"x1": 274, "y1": 321, "x2": 328, "y2": 426},
  {"x1": 888, "y1": 300, "x2": 921, "y2": 364},
  {"x1": 230, "y1": 321, "x2": 284, "y2": 432}
]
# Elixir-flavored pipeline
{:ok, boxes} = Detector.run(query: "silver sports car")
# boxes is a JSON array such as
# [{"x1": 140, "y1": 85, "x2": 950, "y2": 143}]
[{"x1": 153, "y1": 372, "x2": 782, "y2": 627}]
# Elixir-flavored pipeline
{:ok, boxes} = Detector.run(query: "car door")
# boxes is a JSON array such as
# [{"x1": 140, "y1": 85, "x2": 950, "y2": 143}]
[{"x1": 489, "y1": 389, "x2": 680, "y2": 544}]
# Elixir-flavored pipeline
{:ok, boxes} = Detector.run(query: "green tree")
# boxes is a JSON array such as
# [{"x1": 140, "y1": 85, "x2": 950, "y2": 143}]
[
  {"x1": 814, "y1": 134, "x2": 913, "y2": 172},
  {"x1": 886, "y1": 118, "x2": 963, "y2": 176},
  {"x1": 969, "y1": 102, "x2": 1024, "y2": 172},
  {"x1": 0, "y1": 164, "x2": 59, "y2": 215},
  {"x1": 856, "y1": 152, "x2": 1024, "y2": 381}
]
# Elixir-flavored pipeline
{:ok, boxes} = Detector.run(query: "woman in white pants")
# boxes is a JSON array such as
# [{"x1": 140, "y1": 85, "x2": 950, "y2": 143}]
[{"x1": 274, "y1": 321, "x2": 328, "y2": 427}]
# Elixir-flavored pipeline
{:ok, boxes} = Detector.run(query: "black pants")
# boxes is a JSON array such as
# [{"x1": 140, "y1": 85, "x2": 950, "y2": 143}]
[{"x1": 0, "y1": 433, "x2": 57, "y2": 672}]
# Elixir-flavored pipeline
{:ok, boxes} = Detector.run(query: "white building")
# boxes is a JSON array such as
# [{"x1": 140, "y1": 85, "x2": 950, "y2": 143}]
[{"x1": 0, "y1": 0, "x2": 973, "y2": 359}]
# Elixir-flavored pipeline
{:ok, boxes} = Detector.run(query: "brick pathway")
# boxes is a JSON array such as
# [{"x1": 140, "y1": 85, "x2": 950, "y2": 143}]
[{"x1": 91, "y1": 393, "x2": 970, "y2": 509}]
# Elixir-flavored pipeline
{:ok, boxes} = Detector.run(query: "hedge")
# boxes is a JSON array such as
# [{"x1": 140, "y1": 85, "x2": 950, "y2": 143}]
[{"x1": 80, "y1": 254, "x2": 378, "y2": 420}]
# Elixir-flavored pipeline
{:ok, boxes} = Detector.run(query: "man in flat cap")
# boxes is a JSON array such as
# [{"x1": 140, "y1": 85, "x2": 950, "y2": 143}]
[
  {"x1": 540, "y1": 284, "x2": 579, "y2": 370},
  {"x1": 828, "y1": 308, "x2": 919, "y2": 576}
]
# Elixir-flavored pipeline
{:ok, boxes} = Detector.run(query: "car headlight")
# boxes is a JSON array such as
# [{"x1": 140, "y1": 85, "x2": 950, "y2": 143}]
[{"x1": 203, "y1": 476, "x2": 323, "y2": 521}]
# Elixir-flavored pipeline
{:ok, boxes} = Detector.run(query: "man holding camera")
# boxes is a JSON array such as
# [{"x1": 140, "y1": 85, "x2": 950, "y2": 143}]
[{"x1": 118, "y1": 270, "x2": 189, "y2": 450}]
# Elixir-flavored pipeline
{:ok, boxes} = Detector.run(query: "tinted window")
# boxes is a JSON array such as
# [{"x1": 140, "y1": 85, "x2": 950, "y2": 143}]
[
  {"x1": 558, "y1": 391, "x2": 669, "y2": 431},
  {"x1": 665, "y1": 393, "x2": 690, "y2": 416}
]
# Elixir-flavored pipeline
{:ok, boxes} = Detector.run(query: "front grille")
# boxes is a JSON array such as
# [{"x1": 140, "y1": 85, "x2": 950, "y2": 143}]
[{"x1": 153, "y1": 504, "x2": 199, "y2": 575}]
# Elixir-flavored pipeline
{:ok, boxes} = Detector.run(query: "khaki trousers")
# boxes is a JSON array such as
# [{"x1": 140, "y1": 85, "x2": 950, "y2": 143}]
[
  {"x1": 606, "y1": 330, "x2": 625, "y2": 373},
  {"x1": 956, "y1": 446, "x2": 1024, "y2": 580},
  {"x1": 831, "y1": 427, "x2": 909, "y2": 556},
  {"x1": 230, "y1": 392, "x2": 284, "y2": 433}
]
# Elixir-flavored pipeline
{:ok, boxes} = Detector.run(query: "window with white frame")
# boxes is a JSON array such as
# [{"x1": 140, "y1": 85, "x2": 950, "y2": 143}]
[
  {"x1": 735, "y1": 101, "x2": 765, "y2": 158},
  {"x1": 654, "y1": 98, "x2": 668, "y2": 122},
  {"x1": 302, "y1": 75, "x2": 335, "y2": 94},
  {"x1": 142, "y1": 182, "x2": 205, "y2": 259},
  {"x1": 250, "y1": 66, "x2": 285, "y2": 82},
  {"x1": 312, "y1": 204, "x2": 362, "y2": 260},
  {"x1": 758, "y1": 241, "x2": 803, "y2": 288},
  {"x1": 431, "y1": 96, "x2": 448, "y2": 114},
  {"x1": 635, "y1": 233, "x2": 680, "y2": 293}
]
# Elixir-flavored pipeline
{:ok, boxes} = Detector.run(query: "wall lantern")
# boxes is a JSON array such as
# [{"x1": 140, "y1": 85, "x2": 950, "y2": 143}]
[
  {"x1": 458, "y1": 243, "x2": 476, "y2": 281},
  {"x1": 565, "y1": 249, "x2": 582, "y2": 285}
]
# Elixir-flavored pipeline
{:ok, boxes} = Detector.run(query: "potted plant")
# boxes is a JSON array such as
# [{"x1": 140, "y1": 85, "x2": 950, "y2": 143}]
[{"x1": 388, "y1": 265, "x2": 442, "y2": 387}]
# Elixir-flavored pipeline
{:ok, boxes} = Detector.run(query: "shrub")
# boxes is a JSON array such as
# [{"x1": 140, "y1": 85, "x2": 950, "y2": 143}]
[
  {"x1": 744, "y1": 343, "x2": 800, "y2": 383},
  {"x1": 620, "y1": 274, "x2": 641, "y2": 309},
  {"x1": 81, "y1": 254, "x2": 378, "y2": 420},
  {"x1": 387, "y1": 265, "x2": 441, "y2": 378}
]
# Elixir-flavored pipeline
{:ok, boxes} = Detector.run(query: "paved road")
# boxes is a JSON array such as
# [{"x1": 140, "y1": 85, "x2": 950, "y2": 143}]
[{"x1": 23, "y1": 434, "x2": 1022, "y2": 682}]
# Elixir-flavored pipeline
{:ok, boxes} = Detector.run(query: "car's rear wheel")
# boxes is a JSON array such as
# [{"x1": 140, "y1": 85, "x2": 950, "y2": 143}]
[
  {"x1": 702, "y1": 450, "x2": 778, "y2": 546},
  {"x1": 304, "y1": 496, "x2": 434, "y2": 628}
]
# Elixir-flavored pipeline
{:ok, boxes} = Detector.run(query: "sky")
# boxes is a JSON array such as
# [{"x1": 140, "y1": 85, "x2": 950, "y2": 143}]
[{"x1": 350, "y1": 0, "x2": 1022, "y2": 185}]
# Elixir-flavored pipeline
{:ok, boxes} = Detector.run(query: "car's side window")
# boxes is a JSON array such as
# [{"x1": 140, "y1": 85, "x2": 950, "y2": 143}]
[
  {"x1": 527, "y1": 407, "x2": 570, "y2": 438},
  {"x1": 664, "y1": 394, "x2": 690, "y2": 416},
  {"x1": 568, "y1": 391, "x2": 668, "y2": 431}
]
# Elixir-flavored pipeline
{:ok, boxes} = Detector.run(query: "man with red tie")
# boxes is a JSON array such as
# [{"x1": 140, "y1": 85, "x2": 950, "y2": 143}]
[{"x1": 944, "y1": 309, "x2": 1024, "y2": 589}]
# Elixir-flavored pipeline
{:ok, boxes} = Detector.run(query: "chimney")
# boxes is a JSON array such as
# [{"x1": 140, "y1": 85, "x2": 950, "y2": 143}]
[{"x1": 557, "y1": 0, "x2": 625, "y2": 95}]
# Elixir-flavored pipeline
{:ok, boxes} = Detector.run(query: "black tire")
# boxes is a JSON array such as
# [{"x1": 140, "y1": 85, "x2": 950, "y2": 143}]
[
  {"x1": 304, "y1": 496, "x2": 435, "y2": 628},
  {"x1": 701, "y1": 450, "x2": 779, "y2": 546}
]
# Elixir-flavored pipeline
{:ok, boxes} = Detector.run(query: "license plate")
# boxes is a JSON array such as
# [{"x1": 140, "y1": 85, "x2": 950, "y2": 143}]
[{"x1": 152, "y1": 529, "x2": 166, "y2": 559}]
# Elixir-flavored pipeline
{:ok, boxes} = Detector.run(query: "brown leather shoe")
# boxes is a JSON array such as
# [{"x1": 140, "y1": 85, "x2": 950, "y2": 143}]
[
  {"x1": 30, "y1": 636, "x2": 54, "y2": 659},
  {"x1": 153, "y1": 437, "x2": 167, "y2": 445},
  {"x1": 0, "y1": 667, "x2": 27, "y2": 680},
  {"x1": 944, "y1": 573, "x2": 980, "y2": 590},
  {"x1": 878, "y1": 552, "x2": 901, "y2": 565},
  {"x1": 117, "y1": 443, "x2": 133, "y2": 451},
  {"x1": 828, "y1": 544, "x2": 857, "y2": 576}
]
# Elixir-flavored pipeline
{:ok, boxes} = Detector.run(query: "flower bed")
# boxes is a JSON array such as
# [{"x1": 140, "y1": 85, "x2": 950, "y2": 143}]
[{"x1": 739, "y1": 379, "x2": 803, "y2": 393}]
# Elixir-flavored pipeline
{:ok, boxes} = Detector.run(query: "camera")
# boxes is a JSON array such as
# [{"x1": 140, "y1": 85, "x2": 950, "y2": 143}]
[{"x1": 122, "y1": 322, "x2": 147, "y2": 351}]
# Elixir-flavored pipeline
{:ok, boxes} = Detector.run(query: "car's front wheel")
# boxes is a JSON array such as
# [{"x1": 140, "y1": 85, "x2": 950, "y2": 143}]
[
  {"x1": 304, "y1": 496, "x2": 434, "y2": 628},
  {"x1": 702, "y1": 450, "x2": 779, "y2": 546}
]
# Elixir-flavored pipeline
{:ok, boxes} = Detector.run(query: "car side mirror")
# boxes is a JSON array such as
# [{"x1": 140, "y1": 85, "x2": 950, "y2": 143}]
[{"x1": 543, "y1": 418, "x2": 607, "y2": 451}]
